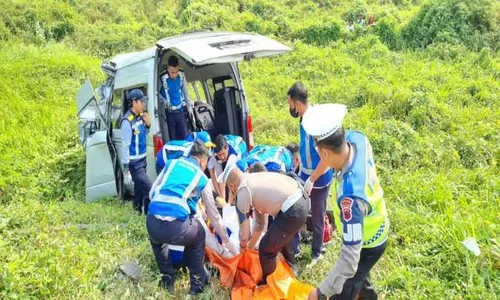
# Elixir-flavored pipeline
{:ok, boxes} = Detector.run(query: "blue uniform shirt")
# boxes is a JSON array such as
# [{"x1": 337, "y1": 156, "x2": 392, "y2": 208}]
[
  {"x1": 149, "y1": 157, "x2": 209, "y2": 220},
  {"x1": 246, "y1": 145, "x2": 293, "y2": 173},
  {"x1": 121, "y1": 110, "x2": 148, "y2": 167},
  {"x1": 155, "y1": 140, "x2": 193, "y2": 174},
  {"x1": 299, "y1": 120, "x2": 333, "y2": 188}
]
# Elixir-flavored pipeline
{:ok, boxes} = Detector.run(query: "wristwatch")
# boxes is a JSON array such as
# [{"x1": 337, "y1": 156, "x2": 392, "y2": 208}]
[{"x1": 317, "y1": 288, "x2": 327, "y2": 300}]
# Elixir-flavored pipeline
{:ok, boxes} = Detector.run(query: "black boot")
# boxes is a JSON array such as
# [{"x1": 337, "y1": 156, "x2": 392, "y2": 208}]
[{"x1": 159, "y1": 275, "x2": 174, "y2": 293}]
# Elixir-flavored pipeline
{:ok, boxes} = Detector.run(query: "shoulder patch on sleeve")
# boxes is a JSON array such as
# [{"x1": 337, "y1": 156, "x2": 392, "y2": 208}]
[{"x1": 340, "y1": 197, "x2": 354, "y2": 222}]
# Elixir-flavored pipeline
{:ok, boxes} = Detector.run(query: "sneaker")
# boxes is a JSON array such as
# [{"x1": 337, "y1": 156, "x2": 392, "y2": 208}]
[
  {"x1": 321, "y1": 245, "x2": 327, "y2": 254},
  {"x1": 307, "y1": 254, "x2": 323, "y2": 268}
]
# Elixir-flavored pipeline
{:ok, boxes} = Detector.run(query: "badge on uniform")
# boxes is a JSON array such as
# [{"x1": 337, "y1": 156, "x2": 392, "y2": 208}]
[{"x1": 134, "y1": 129, "x2": 140, "y2": 135}]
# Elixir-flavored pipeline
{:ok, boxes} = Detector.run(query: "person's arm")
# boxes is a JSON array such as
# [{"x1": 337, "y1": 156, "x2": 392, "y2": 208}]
[
  {"x1": 247, "y1": 210, "x2": 267, "y2": 249},
  {"x1": 120, "y1": 120, "x2": 132, "y2": 170},
  {"x1": 309, "y1": 159, "x2": 330, "y2": 185},
  {"x1": 236, "y1": 186, "x2": 252, "y2": 249},
  {"x1": 227, "y1": 189, "x2": 235, "y2": 206},
  {"x1": 316, "y1": 198, "x2": 366, "y2": 298},
  {"x1": 201, "y1": 184, "x2": 230, "y2": 245}
]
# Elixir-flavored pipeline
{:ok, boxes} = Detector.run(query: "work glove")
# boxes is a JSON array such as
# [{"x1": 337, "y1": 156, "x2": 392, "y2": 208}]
[
  {"x1": 215, "y1": 196, "x2": 228, "y2": 208},
  {"x1": 304, "y1": 178, "x2": 313, "y2": 196},
  {"x1": 123, "y1": 170, "x2": 133, "y2": 186}
]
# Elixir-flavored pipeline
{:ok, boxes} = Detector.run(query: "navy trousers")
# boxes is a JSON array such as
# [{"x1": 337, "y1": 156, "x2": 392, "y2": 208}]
[
  {"x1": 129, "y1": 158, "x2": 152, "y2": 214},
  {"x1": 166, "y1": 110, "x2": 188, "y2": 140},
  {"x1": 311, "y1": 185, "x2": 330, "y2": 258},
  {"x1": 146, "y1": 215, "x2": 207, "y2": 294}
]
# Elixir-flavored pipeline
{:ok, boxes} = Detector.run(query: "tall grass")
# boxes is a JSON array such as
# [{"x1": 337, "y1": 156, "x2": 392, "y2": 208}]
[{"x1": 0, "y1": 0, "x2": 499, "y2": 299}]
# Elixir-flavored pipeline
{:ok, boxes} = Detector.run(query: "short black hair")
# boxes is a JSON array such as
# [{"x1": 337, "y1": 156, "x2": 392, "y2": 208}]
[
  {"x1": 285, "y1": 142, "x2": 299, "y2": 156},
  {"x1": 287, "y1": 82, "x2": 308, "y2": 104},
  {"x1": 214, "y1": 134, "x2": 227, "y2": 153},
  {"x1": 167, "y1": 55, "x2": 179, "y2": 67},
  {"x1": 189, "y1": 140, "x2": 210, "y2": 158},
  {"x1": 249, "y1": 162, "x2": 267, "y2": 173},
  {"x1": 316, "y1": 127, "x2": 347, "y2": 154}
]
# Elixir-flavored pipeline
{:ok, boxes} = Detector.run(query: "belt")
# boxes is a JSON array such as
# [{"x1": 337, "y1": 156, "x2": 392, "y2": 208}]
[
  {"x1": 154, "y1": 215, "x2": 176, "y2": 222},
  {"x1": 280, "y1": 188, "x2": 303, "y2": 213}
]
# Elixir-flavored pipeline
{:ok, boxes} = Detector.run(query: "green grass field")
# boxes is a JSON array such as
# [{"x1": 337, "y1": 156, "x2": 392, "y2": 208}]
[{"x1": 0, "y1": 0, "x2": 499, "y2": 299}]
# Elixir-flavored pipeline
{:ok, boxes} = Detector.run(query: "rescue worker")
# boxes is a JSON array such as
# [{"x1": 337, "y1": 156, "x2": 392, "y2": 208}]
[
  {"x1": 208, "y1": 134, "x2": 248, "y2": 204},
  {"x1": 285, "y1": 142, "x2": 304, "y2": 257},
  {"x1": 285, "y1": 142, "x2": 301, "y2": 174},
  {"x1": 147, "y1": 141, "x2": 236, "y2": 295},
  {"x1": 219, "y1": 156, "x2": 309, "y2": 285},
  {"x1": 160, "y1": 55, "x2": 194, "y2": 140},
  {"x1": 287, "y1": 82, "x2": 333, "y2": 265},
  {"x1": 121, "y1": 89, "x2": 152, "y2": 214},
  {"x1": 155, "y1": 130, "x2": 215, "y2": 175},
  {"x1": 302, "y1": 104, "x2": 389, "y2": 300},
  {"x1": 245, "y1": 145, "x2": 294, "y2": 173}
]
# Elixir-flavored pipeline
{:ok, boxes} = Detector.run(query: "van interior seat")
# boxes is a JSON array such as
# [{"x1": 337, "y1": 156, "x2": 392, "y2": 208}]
[
  {"x1": 213, "y1": 87, "x2": 242, "y2": 137},
  {"x1": 193, "y1": 100, "x2": 216, "y2": 138}
]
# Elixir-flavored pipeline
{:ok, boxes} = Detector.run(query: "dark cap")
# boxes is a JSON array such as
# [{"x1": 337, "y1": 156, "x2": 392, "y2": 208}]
[{"x1": 127, "y1": 89, "x2": 149, "y2": 102}]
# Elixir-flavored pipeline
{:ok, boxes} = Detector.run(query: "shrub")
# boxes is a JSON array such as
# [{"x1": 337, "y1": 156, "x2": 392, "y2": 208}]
[{"x1": 401, "y1": 0, "x2": 498, "y2": 51}]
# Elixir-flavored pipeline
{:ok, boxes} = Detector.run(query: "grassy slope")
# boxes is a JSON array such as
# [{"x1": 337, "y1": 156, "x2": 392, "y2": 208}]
[{"x1": 1, "y1": 0, "x2": 499, "y2": 299}]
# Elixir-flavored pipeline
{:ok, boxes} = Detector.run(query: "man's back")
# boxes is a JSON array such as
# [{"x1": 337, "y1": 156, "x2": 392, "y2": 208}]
[{"x1": 242, "y1": 172, "x2": 301, "y2": 217}]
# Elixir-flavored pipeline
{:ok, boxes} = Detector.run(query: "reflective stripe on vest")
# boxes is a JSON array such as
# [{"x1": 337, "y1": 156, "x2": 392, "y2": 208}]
[
  {"x1": 122, "y1": 110, "x2": 147, "y2": 160},
  {"x1": 332, "y1": 131, "x2": 389, "y2": 249},
  {"x1": 149, "y1": 157, "x2": 208, "y2": 220},
  {"x1": 162, "y1": 73, "x2": 184, "y2": 111}
]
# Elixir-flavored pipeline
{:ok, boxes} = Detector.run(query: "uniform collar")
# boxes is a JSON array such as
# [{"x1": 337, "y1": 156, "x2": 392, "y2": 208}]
[{"x1": 335, "y1": 143, "x2": 355, "y2": 179}]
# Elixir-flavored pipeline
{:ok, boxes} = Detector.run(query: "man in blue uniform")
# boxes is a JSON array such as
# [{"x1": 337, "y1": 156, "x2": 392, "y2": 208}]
[
  {"x1": 302, "y1": 104, "x2": 389, "y2": 300},
  {"x1": 155, "y1": 131, "x2": 216, "y2": 175},
  {"x1": 121, "y1": 89, "x2": 152, "y2": 214},
  {"x1": 287, "y1": 82, "x2": 333, "y2": 265},
  {"x1": 285, "y1": 142, "x2": 301, "y2": 175},
  {"x1": 208, "y1": 134, "x2": 248, "y2": 204},
  {"x1": 246, "y1": 145, "x2": 294, "y2": 173},
  {"x1": 147, "y1": 141, "x2": 236, "y2": 295},
  {"x1": 160, "y1": 55, "x2": 194, "y2": 140}
]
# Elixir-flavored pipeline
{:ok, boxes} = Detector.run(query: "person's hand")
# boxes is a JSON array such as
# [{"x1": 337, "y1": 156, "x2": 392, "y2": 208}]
[
  {"x1": 142, "y1": 112, "x2": 151, "y2": 127},
  {"x1": 215, "y1": 196, "x2": 228, "y2": 208},
  {"x1": 123, "y1": 170, "x2": 133, "y2": 186},
  {"x1": 307, "y1": 288, "x2": 318, "y2": 300},
  {"x1": 304, "y1": 178, "x2": 313, "y2": 196}
]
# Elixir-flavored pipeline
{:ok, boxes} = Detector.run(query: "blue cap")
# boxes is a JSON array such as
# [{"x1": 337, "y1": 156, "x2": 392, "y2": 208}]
[
  {"x1": 127, "y1": 89, "x2": 149, "y2": 102},
  {"x1": 187, "y1": 131, "x2": 215, "y2": 148}
]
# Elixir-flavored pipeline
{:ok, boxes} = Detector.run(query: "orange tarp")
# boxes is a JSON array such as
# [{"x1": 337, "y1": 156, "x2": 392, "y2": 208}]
[{"x1": 205, "y1": 248, "x2": 314, "y2": 300}]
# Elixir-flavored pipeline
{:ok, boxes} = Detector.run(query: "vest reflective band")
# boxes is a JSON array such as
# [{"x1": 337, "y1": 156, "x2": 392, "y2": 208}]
[
  {"x1": 148, "y1": 157, "x2": 208, "y2": 220},
  {"x1": 247, "y1": 145, "x2": 293, "y2": 173},
  {"x1": 121, "y1": 111, "x2": 147, "y2": 160},
  {"x1": 162, "y1": 73, "x2": 185, "y2": 111},
  {"x1": 156, "y1": 140, "x2": 193, "y2": 171},
  {"x1": 226, "y1": 135, "x2": 248, "y2": 159},
  {"x1": 332, "y1": 131, "x2": 389, "y2": 249},
  {"x1": 299, "y1": 121, "x2": 333, "y2": 187}
]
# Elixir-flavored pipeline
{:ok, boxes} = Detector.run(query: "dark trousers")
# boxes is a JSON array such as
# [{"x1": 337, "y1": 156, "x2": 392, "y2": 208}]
[
  {"x1": 311, "y1": 185, "x2": 330, "y2": 257},
  {"x1": 129, "y1": 158, "x2": 152, "y2": 214},
  {"x1": 146, "y1": 215, "x2": 207, "y2": 294},
  {"x1": 259, "y1": 195, "x2": 309, "y2": 281},
  {"x1": 166, "y1": 110, "x2": 188, "y2": 140},
  {"x1": 330, "y1": 241, "x2": 387, "y2": 300}
]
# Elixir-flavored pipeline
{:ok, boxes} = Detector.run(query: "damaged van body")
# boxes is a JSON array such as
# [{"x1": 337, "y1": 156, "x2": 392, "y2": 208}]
[{"x1": 76, "y1": 31, "x2": 291, "y2": 202}]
